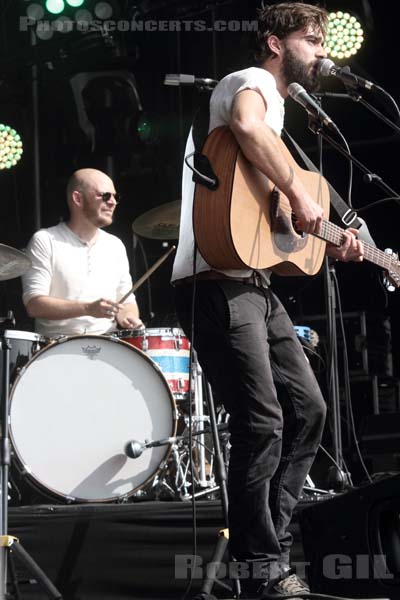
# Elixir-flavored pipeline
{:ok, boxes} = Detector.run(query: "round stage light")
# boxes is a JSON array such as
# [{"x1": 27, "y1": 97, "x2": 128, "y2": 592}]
[
  {"x1": 36, "y1": 24, "x2": 54, "y2": 40},
  {"x1": 137, "y1": 116, "x2": 153, "y2": 143},
  {"x1": 45, "y1": 0, "x2": 65, "y2": 15},
  {"x1": 94, "y1": 2, "x2": 113, "y2": 19},
  {"x1": 0, "y1": 125, "x2": 23, "y2": 170},
  {"x1": 75, "y1": 8, "x2": 93, "y2": 24},
  {"x1": 326, "y1": 11, "x2": 364, "y2": 60},
  {"x1": 66, "y1": 0, "x2": 85, "y2": 6},
  {"x1": 26, "y1": 3, "x2": 46, "y2": 21}
]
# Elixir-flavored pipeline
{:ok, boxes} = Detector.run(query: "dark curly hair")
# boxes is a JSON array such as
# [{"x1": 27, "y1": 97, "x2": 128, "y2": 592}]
[{"x1": 254, "y1": 2, "x2": 328, "y2": 64}]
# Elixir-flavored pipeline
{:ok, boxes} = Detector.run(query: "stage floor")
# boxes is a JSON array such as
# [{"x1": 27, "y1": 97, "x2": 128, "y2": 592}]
[
  {"x1": 8, "y1": 500, "x2": 304, "y2": 600},
  {"x1": 8, "y1": 487, "x2": 400, "y2": 600}
]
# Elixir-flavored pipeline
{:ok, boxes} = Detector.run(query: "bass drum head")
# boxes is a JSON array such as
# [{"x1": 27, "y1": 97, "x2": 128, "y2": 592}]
[{"x1": 9, "y1": 335, "x2": 176, "y2": 503}]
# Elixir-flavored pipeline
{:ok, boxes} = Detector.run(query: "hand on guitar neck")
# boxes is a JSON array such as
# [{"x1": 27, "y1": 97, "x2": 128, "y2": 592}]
[
  {"x1": 291, "y1": 209, "x2": 364, "y2": 263},
  {"x1": 324, "y1": 226, "x2": 364, "y2": 263},
  {"x1": 193, "y1": 126, "x2": 399, "y2": 287}
]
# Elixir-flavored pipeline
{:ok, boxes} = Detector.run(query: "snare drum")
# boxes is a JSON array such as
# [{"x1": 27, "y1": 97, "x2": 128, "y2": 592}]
[
  {"x1": 115, "y1": 328, "x2": 190, "y2": 401},
  {"x1": 9, "y1": 335, "x2": 177, "y2": 503}
]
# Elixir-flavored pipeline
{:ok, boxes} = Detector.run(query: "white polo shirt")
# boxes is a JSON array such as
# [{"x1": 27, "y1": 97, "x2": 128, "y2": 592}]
[
  {"x1": 171, "y1": 67, "x2": 285, "y2": 282},
  {"x1": 22, "y1": 222, "x2": 135, "y2": 337}
]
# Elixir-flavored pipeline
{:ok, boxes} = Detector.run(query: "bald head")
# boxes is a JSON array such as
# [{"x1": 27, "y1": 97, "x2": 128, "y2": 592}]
[{"x1": 66, "y1": 169, "x2": 114, "y2": 206}]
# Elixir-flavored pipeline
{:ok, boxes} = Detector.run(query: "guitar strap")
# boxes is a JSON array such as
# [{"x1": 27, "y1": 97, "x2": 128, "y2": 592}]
[
  {"x1": 191, "y1": 100, "x2": 364, "y2": 233},
  {"x1": 283, "y1": 128, "x2": 362, "y2": 230},
  {"x1": 190, "y1": 93, "x2": 221, "y2": 190},
  {"x1": 192, "y1": 93, "x2": 211, "y2": 154}
]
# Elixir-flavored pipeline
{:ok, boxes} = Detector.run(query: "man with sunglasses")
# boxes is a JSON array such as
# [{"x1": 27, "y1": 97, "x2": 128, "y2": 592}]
[{"x1": 22, "y1": 168, "x2": 142, "y2": 338}]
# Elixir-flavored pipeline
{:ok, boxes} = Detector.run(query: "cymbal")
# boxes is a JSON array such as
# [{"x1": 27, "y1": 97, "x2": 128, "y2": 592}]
[
  {"x1": 132, "y1": 201, "x2": 180, "y2": 240},
  {"x1": 0, "y1": 244, "x2": 32, "y2": 281}
]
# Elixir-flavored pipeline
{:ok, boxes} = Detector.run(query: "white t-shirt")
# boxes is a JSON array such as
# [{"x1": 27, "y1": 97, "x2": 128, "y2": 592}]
[
  {"x1": 22, "y1": 222, "x2": 135, "y2": 337},
  {"x1": 171, "y1": 67, "x2": 285, "y2": 282}
]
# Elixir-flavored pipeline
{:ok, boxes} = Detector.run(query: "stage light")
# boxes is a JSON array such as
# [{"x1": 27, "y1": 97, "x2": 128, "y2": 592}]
[
  {"x1": 326, "y1": 11, "x2": 364, "y2": 60},
  {"x1": 36, "y1": 25, "x2": 54, "y2": 40},
  {"x1": 0, "y1": 125, "x2": 23, "y2": 170},
  {"x1": 26, "y1": 3, "x2": 45, "y2": 20},
  {"x1": 22, "y1": 0, "x2": 121, "y2": 44},
  {"x1": 45, "y1": 0, "x2": 65, "y2": 15},
  {"x1": 137, "y1": 116, "x2": 153, "y2": 143},
  {"x1": 75, "y1": 8, "x2": 93, "y2": 23},
  {"x1": 94, "y1": 2, "x2": 113, "y2": 19}
]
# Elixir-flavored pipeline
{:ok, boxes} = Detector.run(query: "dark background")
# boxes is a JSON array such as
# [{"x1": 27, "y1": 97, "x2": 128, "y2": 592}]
[{"x1": 0, "y1": 1, "x2": 399, "y2": 464}]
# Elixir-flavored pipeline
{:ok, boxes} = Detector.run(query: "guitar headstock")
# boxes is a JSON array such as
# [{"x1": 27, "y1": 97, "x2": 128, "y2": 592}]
[{"x1": 384, "y1": 250, "x2": 400, "y2": 290}]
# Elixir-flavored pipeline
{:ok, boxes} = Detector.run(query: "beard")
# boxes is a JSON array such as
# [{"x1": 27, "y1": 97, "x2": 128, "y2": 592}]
[
  {"x1": 281, "y1": 45, "x2": 320, "y2": 92},
  {"x1": 82, "y1": 197, "x2": 114, "y2": 228}
]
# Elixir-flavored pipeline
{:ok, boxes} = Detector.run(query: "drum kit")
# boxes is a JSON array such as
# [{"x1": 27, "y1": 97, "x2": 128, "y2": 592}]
[{"x1": 1, "y1": 202, "x2": 226, "y2": 507}]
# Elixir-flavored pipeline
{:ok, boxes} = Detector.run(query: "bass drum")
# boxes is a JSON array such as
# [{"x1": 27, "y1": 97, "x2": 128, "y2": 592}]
[{"x1": 9, "y1": 335, "x2": 177, "y2": 503}]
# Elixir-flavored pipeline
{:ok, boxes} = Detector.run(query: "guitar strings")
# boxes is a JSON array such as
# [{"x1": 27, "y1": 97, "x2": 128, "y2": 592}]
[{"x1": 274, "y1": 202, "x2": 398, "y2": 271}]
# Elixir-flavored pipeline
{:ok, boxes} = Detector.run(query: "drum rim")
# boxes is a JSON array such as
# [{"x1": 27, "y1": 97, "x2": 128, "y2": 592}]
[
  {"x1": 9, "y1": 334, "x2": 178, "y2": 503},
  {"x1": 3, "y1": 329, "x2": 44, "y2": 342},
  {"x1": 114, "y1": 327, "x2": 186, "y2": 338}
]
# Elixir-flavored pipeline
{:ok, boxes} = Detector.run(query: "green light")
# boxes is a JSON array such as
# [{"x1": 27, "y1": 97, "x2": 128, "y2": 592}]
[
  {"x1": 326, "y1": 11, "x2": 364, "y2": 60},
  {"x1": 0, "y1": 124, "x2": 23, "y2": 170},
  {"x1": 45, "y1": 0, "x2": 65, "y2": 14},
  {"x1": 66, "y1": 0, "x2": 85, "y2": 6},
  {"x1": 137, "y1": 119, "x2": 152, "y2": 142}
]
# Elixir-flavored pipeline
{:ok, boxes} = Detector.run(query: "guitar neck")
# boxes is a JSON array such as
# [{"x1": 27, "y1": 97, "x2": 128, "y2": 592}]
[{"x1": 319, "y1": 220, "x2": 393, "y2": 271}]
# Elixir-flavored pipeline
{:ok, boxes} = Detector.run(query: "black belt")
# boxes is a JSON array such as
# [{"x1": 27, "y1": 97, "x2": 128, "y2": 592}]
[{"x1": 173, "y1": 270, "x2": 265, "y2": 288}]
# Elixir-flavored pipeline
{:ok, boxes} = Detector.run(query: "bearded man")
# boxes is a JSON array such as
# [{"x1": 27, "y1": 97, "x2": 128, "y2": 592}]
[{"x1": 172, "y1": 3, "x2": 363, "y2": 598}]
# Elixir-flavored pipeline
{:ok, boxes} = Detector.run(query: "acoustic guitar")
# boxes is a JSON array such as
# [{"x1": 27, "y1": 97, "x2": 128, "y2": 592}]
[{"x1": 193, "y1": 126, "x2": 400, "y2": 287}]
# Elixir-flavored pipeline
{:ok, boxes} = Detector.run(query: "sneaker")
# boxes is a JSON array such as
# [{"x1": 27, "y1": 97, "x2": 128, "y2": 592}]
[{"x1": 259, "y1": 572, "x2": 310, "y2": 599}]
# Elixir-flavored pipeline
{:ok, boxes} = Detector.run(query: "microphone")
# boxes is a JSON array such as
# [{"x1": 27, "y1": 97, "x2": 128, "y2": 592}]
[
  {"x1": 124, "y1": 440, "x2": 145, "y2": 459},
  {"x1": 124, "y1": 435, "x2": 182, "y2": 459},
  {"x1": 164, "y1": 74, "x2": 218, "y2": 90},
  {"x1": 287, "y1": 82, "x2": 339, "y2": 131},
  {"x1": 318, "y1": 58, "x2": 376, "y2": 91}
]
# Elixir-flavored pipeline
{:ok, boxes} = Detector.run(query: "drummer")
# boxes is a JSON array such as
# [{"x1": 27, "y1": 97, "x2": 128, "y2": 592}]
[{"x1": 22, "y1": 168, "x2": 143, "y2": 338}]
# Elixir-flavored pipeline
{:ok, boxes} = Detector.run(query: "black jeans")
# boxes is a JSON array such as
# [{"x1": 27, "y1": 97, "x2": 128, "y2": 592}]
[{"x1": 174, "y1": 280, "x2": 326, "y2": 577}]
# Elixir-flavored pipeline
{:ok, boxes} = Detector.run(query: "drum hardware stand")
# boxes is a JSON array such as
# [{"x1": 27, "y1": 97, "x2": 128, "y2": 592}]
[
  {"x1": 130, "y1": 421, "x2": 223, "y2": 500},
  {"x1": 192, "y1": 360, "x2": 214, "y2": 489},
  {"x1": 192, "y1": 380, "x2": 240, "y2": 600},
  {"x1": 0, "y1": 333, "x2": 62, "y2": 600}
]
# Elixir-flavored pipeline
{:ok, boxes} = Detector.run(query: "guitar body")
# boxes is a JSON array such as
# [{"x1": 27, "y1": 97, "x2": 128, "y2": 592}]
[{"x1": 193, "y1": 126, "x2": 330, "y2": 275}]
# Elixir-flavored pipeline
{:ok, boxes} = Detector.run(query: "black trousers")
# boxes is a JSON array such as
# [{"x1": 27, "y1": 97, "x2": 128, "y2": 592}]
[{"x1": 174, "y1": 280, "x2": 326, "y2": 578}]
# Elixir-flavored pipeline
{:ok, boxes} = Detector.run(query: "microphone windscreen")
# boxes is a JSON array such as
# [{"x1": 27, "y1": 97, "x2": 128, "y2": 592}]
[
  {"x1": 318, "y1": 58, "x2": 335, "y2": 77},
  {"x1": 287, "y1": 82, "x2": 303, "y2": 99},
  {"x1": 124, "y1": 440, "x2": 143, "y2": 459}
]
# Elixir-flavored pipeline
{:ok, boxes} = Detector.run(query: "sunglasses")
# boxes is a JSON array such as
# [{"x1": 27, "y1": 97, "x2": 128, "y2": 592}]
[{"x1": 98, "y1": 192, "x2": 121, "y2": 204}]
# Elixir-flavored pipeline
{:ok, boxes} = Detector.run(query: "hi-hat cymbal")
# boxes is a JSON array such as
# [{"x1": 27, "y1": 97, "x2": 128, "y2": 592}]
[
  {"x1": 0, "y1": 244, "x2": 32, "y2": 281},
  {"x1": 132, "y1": 201, "x2": 180, "y2": 240}
]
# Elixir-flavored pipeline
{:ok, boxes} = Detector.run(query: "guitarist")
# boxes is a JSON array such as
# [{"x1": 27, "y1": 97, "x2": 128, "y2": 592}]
[{"x1": 172, "y1": 3, "x2": 364, "y2": 598}]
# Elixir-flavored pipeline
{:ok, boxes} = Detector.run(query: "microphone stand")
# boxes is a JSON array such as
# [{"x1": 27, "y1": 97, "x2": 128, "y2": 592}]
[
  {"x1": 311, "y1": 121, "x2": 349, "y2": 489},
  {"x1": 307, "y1": 116, "x2": 400, "y2": 206},
  {"x1": 323, "y1": 257, "x2": 347, "y2": 488},
  {"x1": 307, "y1": 111, "x2": 400, "y2": 489},
  {"x1": 0, "y1": 332, "x2": 62, "y2": 599},
  {"x1": 316, "y1": 91, "x2": 400, "y2": 136}
]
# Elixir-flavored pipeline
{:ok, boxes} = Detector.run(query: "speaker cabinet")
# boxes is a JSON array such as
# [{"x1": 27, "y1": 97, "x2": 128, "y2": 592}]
[{"x1": 299, "y1": 474, "x2": 400, "y2": 599}]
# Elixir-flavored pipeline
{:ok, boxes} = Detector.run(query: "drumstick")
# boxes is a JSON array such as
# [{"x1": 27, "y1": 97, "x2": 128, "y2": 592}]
[{"x1": 118, "y1": 245, "x2": 176, "y2": 304}]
